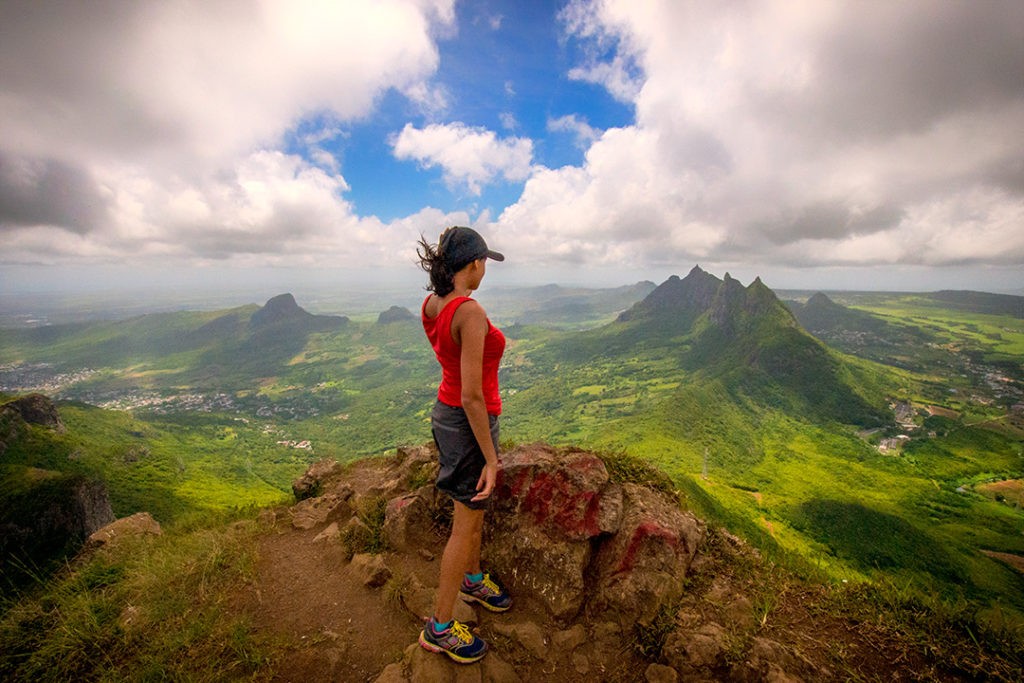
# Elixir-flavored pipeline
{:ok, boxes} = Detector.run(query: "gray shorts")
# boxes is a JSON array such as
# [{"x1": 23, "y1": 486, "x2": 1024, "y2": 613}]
[{"x1": 431, "y1": 401, "x2": 499, "y2": 510}]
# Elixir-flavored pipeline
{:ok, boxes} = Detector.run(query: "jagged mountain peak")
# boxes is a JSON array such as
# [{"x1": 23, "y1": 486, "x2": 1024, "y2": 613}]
[
  {"x1": 617, "y1": 267, "x2": 791, "y2": 334},
  {"x1": 617, "y1": 265, "x2": 722, "y2": 323}
]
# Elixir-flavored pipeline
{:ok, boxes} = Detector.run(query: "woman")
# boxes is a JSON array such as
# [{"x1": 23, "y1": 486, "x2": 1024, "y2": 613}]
[{"x1": 416, "y1": 226, "x2": 512, "y2": 664}]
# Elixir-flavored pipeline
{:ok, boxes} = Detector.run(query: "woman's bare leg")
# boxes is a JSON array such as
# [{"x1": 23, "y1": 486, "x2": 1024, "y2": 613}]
[{"x1": 433, "y1": 501, "x2": 485, "y2": 623}]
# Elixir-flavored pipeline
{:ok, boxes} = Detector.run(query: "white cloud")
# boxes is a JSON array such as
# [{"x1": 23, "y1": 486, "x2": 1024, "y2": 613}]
[
  {"x1": 493, "y1": 0, "x2": 1024, "y2": 274},
  {"x1": 391, "y1": 122, "x2": 534, "y2": 195},
  {"x1": 0, "y1": 0, "x2": 456, "y2": 266},
  {"x1": 499, "y1": 112, "x2": 519, "y2": 130},
  {"x1": 547, "y1": 115, "x2": 601, "y2": 149}
]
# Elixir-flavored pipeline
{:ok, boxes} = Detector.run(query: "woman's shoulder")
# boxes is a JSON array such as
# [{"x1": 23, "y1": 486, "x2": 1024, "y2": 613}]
[{"x1": 451, "y1": 297, "x2": 487, "y2": 325}]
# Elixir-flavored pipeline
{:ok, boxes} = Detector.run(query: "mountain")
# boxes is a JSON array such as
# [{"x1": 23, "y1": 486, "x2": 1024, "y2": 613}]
[
  {"x1": 377, "y1": 306, "x2": 416, "y2": 324},
  {"x1": 785, "y1": 292, "x2": 935, "y2": 372},
  {"x1": 617, "y1": 266, "x2": 722, "y2": 327},
  {"x1": 249, "y1": 293, "x2": 347, "y2": 331},
  {"x1": 788, "y1": 291, "x2": 922, "y2": 338},
  {"x1": 602, "y1": 267, "x2": 888, "y2": 426}
]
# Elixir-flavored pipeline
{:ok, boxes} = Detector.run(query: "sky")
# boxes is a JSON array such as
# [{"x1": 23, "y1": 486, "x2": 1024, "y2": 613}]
[{"x1": 1, "y1": 0, "x2": 1022, "y2": 297}]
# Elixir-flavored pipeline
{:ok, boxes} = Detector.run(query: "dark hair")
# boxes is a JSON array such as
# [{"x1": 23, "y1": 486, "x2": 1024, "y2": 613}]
[{"x1": 417, "y1": 232, "x2": 455, "y2": 296}]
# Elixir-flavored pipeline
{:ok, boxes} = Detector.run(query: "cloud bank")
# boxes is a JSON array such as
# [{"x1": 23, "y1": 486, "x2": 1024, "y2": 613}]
[
  {"x1": 0, "y1": 0, "x2": 1021, "y2": 288},
  {"x1": 493, "y1": 0, "x2": 1024, "y2": 274},
  {"x1": 0, "y1": 0, "x2": 460, "y2": 267}
]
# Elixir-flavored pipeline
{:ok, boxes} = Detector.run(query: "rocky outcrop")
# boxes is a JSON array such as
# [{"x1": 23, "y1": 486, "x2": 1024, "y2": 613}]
[
  {"x1": 281, "y1": 444, "x2": 836, "y2": 682},
  {"x1": 1, "y1": 470, "x2": 115, "y2": 583},
  {"x1": 2, "y1": 393, "x2": 66, "y2": 432},
  {"x1": 1, "y1": 393, "x2": 65, "y2": 455}
]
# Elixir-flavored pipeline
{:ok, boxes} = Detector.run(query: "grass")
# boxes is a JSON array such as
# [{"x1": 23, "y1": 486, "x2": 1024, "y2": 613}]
[{"x1": 0, "y1": 508, "x2": 273, "y2": 682}]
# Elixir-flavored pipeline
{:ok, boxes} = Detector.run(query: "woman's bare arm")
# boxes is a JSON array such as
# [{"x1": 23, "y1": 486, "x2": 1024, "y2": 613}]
[{"x1": 454, "y1": 301, "x2": 499, "y2": 501}]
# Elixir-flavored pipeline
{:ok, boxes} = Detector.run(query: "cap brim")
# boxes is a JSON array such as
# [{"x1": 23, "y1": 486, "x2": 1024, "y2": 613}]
[{"x1": 486, "y1": 249, "x2": 505, "y2": 262}]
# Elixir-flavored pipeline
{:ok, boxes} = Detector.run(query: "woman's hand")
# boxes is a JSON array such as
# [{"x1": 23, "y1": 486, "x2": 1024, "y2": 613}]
[{"x1": 471, "y1": 461, "x2": 499, "y2": 502}]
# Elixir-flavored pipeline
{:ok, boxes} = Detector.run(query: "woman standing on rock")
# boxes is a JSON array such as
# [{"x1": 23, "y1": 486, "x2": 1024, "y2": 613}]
[{"x1": 416, "y1": 226, "x2": 513, "y2": 664}]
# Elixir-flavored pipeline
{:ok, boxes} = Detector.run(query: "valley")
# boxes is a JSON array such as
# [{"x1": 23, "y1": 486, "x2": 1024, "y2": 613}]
[{"x1": 2, "y1": 271, "x2": 1023, "y2": 630}]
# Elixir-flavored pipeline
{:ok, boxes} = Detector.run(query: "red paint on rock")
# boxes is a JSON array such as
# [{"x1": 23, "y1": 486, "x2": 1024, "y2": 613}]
[
  {"x1": 518, "y1": 471, "x2": 604, "y2": 539},
  {"x1": 616, "y1": 521, "x2": 680, "y2": 574}
]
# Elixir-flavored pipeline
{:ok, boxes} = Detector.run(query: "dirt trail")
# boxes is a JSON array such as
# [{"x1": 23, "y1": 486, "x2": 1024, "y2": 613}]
[{"x1": 236, "y1": 519, "x2": 646, "y2": 682}]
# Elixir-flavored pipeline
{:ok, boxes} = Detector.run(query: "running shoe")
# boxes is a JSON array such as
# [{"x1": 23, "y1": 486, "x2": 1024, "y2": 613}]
[
  {"x1": 419, "y1": 620, "x2": 487, "y2": 664},
  {"x1": 460, "y1": 571, "x2": 512, "y2": 612}
]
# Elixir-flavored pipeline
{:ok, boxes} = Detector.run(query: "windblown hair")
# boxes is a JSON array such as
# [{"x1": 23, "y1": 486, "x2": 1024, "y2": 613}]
[{"x1": 417, "y1": 232, "x2": 455, "y2": 296}]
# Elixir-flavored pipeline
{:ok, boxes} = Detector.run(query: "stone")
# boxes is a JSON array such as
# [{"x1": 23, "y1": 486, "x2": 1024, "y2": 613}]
[
  {"x1": 491, "y1": 621, "x2": 548, "y2": 660},
  {"x1": 572, "y1": 652, "x2": 590, "y2": 674},
  {"x1": 480, "y1": 653, "x2": 520, "y2": 683},
  {"x1": 405, "y1": 641, "x2": 483, "y2": 683},
  {"x1": 724, "y1": 595, "x2": 756, "y2": 631},
  {"x1": 384, "y1": 492, "x2": 434, "y2": 552},
  {"x1": 290, "y1": 493, "x2": 348, "y2": 530},
  {"x1": 453, "y1": 599, "x2": 477, "y2": 626},
  {"x1": 373, "y1": 662, "x2": 406, "y2": 683},
  {"x1": 645, "y1": 663, "x2": 679, "y2": 683},
  {"x1": 492, "y1": 444, "x2": 621, "y2": 540},
  {"x1": 551, "y1": 624, "x2": 587, "y2": 652},
  {"x1": 482, "y1": 445, "x2": 638, "y2": 620},
  {"x1": 86, "y1": 512, "x2": 162, "y2": 549},
  {"x1": 405, "y1": 643, "x2": 450, "y2": 683},
  {"x1": 663, "y1": 622, "x2": 726, "y2": 670},
  {"x1": 399, "y1": 575, "x2": 433, "y2": 621},
  {"x1": 291, "y1": 459, "x2": 341, "y2": 500},
  {"x1": 313, "y1": 521, "x2": 340, "y2": 543},
  {"x1": 734, "y1": 636, "x2": 823, "y2": 682},
  {"x1": 2, "y1": 393, "x2": 65, "y2": 432},
  {"x1": 351, "y1": 553, "x2": 392, "y2": 588},
  {"x1": 589, "y1": 483, "x2": 704, "y2": 623},
  {"x1": 484, "y1": 523, "x2": 591, "y2": 620}
]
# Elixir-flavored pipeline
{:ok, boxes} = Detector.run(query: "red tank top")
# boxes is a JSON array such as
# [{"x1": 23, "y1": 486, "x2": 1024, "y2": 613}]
[{"x1": 422, "y1": 295, "x2": 506, "y2": 415}]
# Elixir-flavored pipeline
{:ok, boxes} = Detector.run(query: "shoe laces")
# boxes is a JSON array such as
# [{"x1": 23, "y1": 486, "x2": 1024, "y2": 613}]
[
  {"x1": 450, "y1": 621, "x2": 473, "y2": 644},
  {"x1": 481, "y1": 574, "x2": 502, "y2": 595}
]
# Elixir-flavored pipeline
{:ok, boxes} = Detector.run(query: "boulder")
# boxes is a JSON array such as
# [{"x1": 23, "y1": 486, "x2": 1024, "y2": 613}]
[
  {"x1": 485, "y1": 444, "x2": 625, "y2": 619},
  {"x1": 2, "y1": 393, "x2": 65, "y2": 432},
  {"x1": 313, "y1": 521, "x2": 340, "y2": 543},
  {"x1": 383, "y1": 491, "x2": 435, "y2": 552},
  {"x1": 589, "y1": 483, "x2": 704, "y2": 623},
  {"x1": 485, "y1": 524, "x2": 592, "y2": 620},
  {"x1": 86, "y1": 512, "x2": 162, "y2": 550},
  {"x1": 289, "y1": 493, "x2": 349, "y2": 530},
  {"x1": 292, "y1": 459, "x2": 341, "y2": 500},
  {"x1": 491, "y1": 620, "x2": 548, "y2": 660},
  {"x1": 398, "y1": 641, "x2": 518, "y2": 683},
  {"x1": 491, "y1": 444, "x2": 622, "y2": 540},
  {"x1": 728, "y1": 636, "x2": 825, "y2": 682},
  {"x1": 351, "y1": 553, "x2": 392, "y2": 588}
]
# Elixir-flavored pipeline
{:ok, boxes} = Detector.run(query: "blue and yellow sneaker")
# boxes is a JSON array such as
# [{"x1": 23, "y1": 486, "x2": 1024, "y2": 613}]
[
  {"x1": 459, "y1": 571, "x2": 512, "y2": 612},
  {"x1": 419, "y1": 619, "x2": 487, "y2": 664}
]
